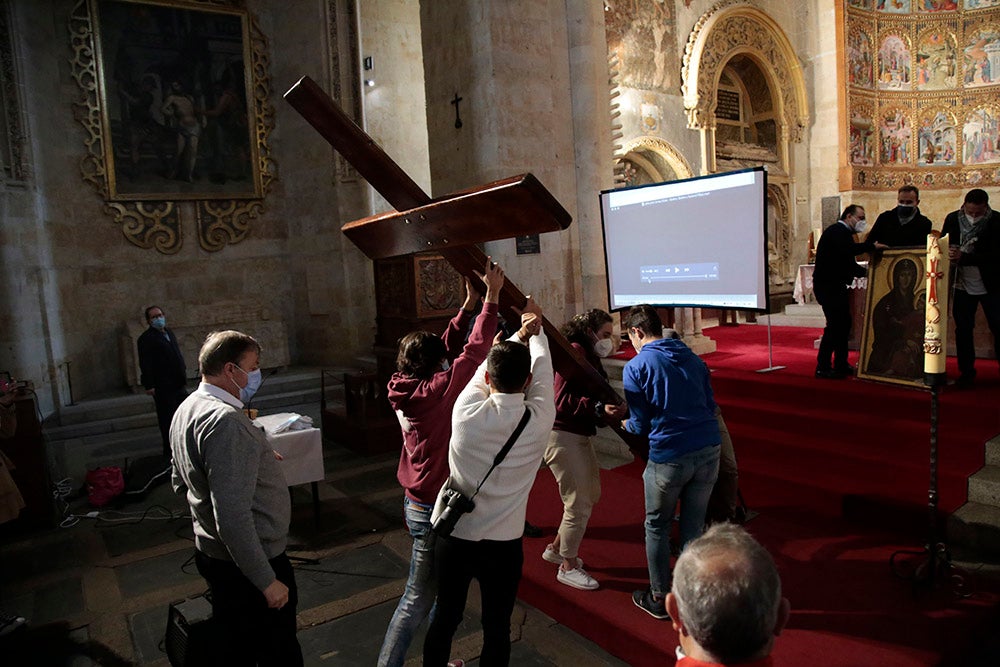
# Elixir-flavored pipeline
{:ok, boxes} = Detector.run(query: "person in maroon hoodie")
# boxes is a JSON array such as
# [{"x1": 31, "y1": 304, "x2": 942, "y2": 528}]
[
  {"x1": 540, "y1": 309, "x2": 627, "y2": 591},
  {"x1": 377, "y1": 258, "x2": 505, "y2": 667}
]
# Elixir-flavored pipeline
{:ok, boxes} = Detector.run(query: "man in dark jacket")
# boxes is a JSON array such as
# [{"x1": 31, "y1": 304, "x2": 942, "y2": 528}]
[
  {"x1": 137, "y1": 305, "x2": 187, "y2": 457},
  {"x1": 812, "y1": 206, "x2": 886, "y2": 379},
  {"x1": 866, "y1": 185, "x2": 934, "y2": 248},
  {"x1": 942, "y1": 189, "x2": 1000, "y2": 387}
]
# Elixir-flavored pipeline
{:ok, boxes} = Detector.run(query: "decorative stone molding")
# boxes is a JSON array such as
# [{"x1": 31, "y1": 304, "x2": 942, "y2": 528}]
[
  {"x1": 0, "y1": 0, "x2": 28, "y2": 183},
  {"x1": 621, "y1": 136, "x2": 695, "y2": 180},
  {"x1": 681, "y1": 1, "x2": 809, "y2": 143}
]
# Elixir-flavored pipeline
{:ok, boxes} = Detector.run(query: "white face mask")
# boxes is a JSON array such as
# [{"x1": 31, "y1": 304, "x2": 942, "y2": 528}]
[
  {"x1": 967, "y1": 215, "x2": 983, "y2": 225},
  {"x1": 594, "y1": 338, "x2": 614, "y2": 358},
  {"x1": 853, "y1": 219, "x2": 867, "y2": 234},
  {"x1": 440, "y1": 359, "x2": 450, "y2": 371}
]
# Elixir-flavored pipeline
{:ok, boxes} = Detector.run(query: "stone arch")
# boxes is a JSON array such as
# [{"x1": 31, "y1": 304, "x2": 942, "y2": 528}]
[
  {"x1": 619, "y1": 136, "x2": 695, "y2": 184},
  {"x1": 681, "y1": 0, "x2": 809, "y2": 144}
]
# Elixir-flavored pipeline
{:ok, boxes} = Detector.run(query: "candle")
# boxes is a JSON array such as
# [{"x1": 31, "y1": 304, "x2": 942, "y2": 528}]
[{"x1": 923, "y1": 233, "x2": 949, "y2": 375}]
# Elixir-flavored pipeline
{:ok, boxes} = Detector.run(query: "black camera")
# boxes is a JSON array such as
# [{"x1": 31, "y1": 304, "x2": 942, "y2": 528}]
[{"x1": 432, "y1": 487, "x2": 476, "y2": 537}]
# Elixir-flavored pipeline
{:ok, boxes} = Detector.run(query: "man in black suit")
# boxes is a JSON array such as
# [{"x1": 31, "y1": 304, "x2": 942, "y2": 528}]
[
  {"x1": 866, "y1": 185, "x2": 934, "y2": 248},
  {"x1": 812, "y1": 205, "x2": 887, "y2": 379},
  {"x1": 137, "y1": 305, "x2": 187, "y2": 456}
]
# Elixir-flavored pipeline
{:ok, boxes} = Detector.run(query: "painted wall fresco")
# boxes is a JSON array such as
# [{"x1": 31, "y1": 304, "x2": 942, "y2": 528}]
[
  {"x1": 963, "y1": 106, "x2": 1000, "y2": 164},
  {"x1": 849, "y1": 26, "x2": 876, "y2": 87},
  {"x1": 605, "y1": 0, "x2": 677, "y2": 91},
  {"x1": 963, "y1": 28, "x2": 1000, "y2": 86},
  {"x1": 879, "y1": 34, "x2": 912, "y2": 89},
  {"x1": 851, "y1": 112, "x2": 877, "y2": 165},
  {"x1": 916, "y1": 30, "x2": 957, "y2": 88},
  {"x1": 880, "y1": 109, "x2": 912, "y2": 163},
  {"x1": 845, "y1": 3, "x2": 1000, "y2": 188},
  {"x1": 917, "y1": 111, "x2": 958, "y2": 164},
  {"x1": 877, "y1": 1, "x2": 912, "y2": 14},
  {"x1": 919, "y1": 1, "x2": 959, "y2": 11}
]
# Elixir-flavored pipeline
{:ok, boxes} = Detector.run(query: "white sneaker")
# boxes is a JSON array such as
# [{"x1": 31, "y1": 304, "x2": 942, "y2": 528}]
[
  {"x1": 557, "y1": 566, "x2": 599, "y2": 591},
  {"x1": 542, "y1": 545, "x2": 583, "y2": 568}
]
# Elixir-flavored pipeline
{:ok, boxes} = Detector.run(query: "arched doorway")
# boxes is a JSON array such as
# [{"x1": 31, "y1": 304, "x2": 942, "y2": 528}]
[{"x1": 681, "y1": 1, "x2": 809, "y2": 294}]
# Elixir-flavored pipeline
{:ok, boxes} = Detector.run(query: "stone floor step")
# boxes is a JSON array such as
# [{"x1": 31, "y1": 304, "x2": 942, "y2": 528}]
[
  {"x1": 54, "y1": 392, "x2": 156, "y2": 426},
  {"x1": 986, "y1": 434, "x2": 1000, "y2": 467},
  {"x1": 968, "y1": 465, "x2": 1000, "y2": 507},
  {"x1": 947, "y1": 500, "x2": 1000, "y2": 556}
]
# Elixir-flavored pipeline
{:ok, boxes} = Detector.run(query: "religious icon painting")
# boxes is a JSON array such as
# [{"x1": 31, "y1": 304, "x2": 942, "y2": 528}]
[
  {"x1": 876, "y1": 0, "x2": 912, "y2": 13},
  {"x1": 850, "y1": 112, "x2": 876, "y2": 166},
  {"x1": 915, "y1": 30, "x2": 957, "y2": 90},
  {"x1": 917, "y1": 110, "x2": 957, "y2": 166},
  {"x1": 963, "y1": 106, "x2": 1000, "y2": 164},
  {"x1": 879, "y1": 108, "x2": 912, "y2": 164},
  {"x1": 848, "y1": 26, "x2": 875, "y2": 88},
  {"x1": 90, "y1": 0, "x2": 263, "y2": 201},
  {"x1": 962, "y1": 28, "x2": 1000, "y2": 88},
  {"x1": 849, "y1": 0, "x2": 874, "y2": 9},
  {"x1": 919, "y1": 0, "x2": 959, "y2": 10},
  {"x1": 859, "y1": 249, "x2": 927, "y2": 388},
  {"x1": 878, "y1": 34, "x2": 912, "y2": 90},
  {"x1": 965, "y1": 0, "x2": 1000, "y2": 9}
]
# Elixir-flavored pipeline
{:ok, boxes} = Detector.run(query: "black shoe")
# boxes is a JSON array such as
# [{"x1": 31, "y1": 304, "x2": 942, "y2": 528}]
[
  {"x1": 632, "y1": 588, "x2": 670, "y2": 620},
  {"x1": 815, "y1": 368, "x2": 845, "y2": 380},
  {"x1": 835, "y1": 364, "x2": 856, "y2": 376},
  {"x1": 523, "y1": 521, "x2": 542, "y2": 538}
]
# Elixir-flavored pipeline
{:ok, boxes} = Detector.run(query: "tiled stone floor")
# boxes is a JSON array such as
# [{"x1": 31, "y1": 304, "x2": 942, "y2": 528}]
[{"x1": 0, "y1": 425, "x2": 628, "y2": 666}]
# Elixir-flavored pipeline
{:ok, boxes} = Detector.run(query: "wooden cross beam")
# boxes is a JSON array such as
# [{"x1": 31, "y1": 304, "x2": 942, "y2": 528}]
[{"x1": 284, "y1": 76, "x2": 644, "y2": 454}]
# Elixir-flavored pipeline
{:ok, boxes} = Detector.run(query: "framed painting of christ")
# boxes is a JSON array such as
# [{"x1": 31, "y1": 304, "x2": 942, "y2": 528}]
[
  {"x1": 89, "y1": 0, "x2": 262, "y2": 201},
  {"x1": 858, "y1": 248, "x2": 927, "y2": 388}
]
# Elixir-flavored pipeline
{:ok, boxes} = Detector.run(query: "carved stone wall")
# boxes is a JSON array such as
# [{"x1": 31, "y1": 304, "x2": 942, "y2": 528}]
[{"x1": 845, "y1": 1, "x2": 1000, "y2": 190}]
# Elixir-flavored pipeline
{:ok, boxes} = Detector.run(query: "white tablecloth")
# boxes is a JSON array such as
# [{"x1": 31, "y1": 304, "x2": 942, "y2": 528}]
[
  {"x1": 254, "y1": 413, "x2": 324, "y2": 487},
  {"x1": 794, "y1": 263, "x2": 868, "y2": 305}
]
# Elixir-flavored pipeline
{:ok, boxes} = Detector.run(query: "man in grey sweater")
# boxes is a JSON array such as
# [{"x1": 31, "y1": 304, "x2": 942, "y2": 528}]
[{"x1": 171, "y1": 330, "x2": 301, "y2": 665}]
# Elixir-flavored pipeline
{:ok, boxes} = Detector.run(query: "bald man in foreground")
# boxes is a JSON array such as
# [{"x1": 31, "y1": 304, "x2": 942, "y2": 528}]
[{"x1": 666, "y1": 524, "x2": 790, "y2": 667}]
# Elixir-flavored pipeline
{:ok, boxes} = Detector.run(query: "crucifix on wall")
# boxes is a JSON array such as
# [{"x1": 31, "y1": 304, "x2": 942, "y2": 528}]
[{"x1": 284, "y1": 76, "x2": 642, "y2": 454}]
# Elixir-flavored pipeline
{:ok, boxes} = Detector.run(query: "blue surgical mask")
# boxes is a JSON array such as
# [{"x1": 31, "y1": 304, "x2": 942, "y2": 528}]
[
  {"x1": 233, "y1": 365, "x2": 263, "y2": 404},
  {"x1": 151, "y1": 316, "x2": 166, "y2": 330}
]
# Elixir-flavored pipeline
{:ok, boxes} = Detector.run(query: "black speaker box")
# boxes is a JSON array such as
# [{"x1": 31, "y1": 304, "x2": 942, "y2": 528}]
[{"x1": 164, "y1": 594, "x2": 219, "y2": 666}]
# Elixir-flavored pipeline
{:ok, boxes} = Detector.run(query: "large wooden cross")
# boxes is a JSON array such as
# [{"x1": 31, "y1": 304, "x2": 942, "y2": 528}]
[{"x1": 284, "y1": 76, "x2": 643, "y2": 454}]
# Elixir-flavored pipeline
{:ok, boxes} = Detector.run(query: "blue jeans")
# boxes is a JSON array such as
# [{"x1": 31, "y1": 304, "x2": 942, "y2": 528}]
[
  {"x1": 643, "y1": 445, "x2": 720, "y2": 597},
  {"x1": 378, "y1": 497, "x2": 437, "y2": 667}
]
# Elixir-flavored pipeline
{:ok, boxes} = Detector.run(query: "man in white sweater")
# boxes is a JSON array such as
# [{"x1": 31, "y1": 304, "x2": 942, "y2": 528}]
[{"x1": 423, "y1": 300, "x2": 555, "y2": 667}]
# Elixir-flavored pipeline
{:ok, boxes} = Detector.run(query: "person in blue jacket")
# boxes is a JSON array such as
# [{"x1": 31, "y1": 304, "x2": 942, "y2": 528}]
[{"x1": 620, "y1": 304, "x2": 720, "y2": 621}]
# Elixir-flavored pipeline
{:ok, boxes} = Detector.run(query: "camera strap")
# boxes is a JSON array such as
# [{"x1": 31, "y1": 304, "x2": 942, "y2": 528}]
[{"x1": 470, "y1": 407, "x2": 531, "y2": 501}]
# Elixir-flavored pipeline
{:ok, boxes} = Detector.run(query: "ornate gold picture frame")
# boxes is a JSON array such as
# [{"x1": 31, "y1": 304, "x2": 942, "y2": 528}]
[
  {"x1": 858, "y1": 248, "x2": 927, "y2": 388},
  {"x1": 69, "y1": 0, "x2": 275, "y2": 253}
]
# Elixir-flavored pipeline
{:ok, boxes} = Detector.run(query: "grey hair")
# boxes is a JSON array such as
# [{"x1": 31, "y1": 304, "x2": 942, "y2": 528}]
[{"x1": 671, "y1": 523, "x2": 782, "y2": 663}]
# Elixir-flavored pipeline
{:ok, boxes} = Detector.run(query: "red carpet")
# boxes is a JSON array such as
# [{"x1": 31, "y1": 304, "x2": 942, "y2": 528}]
[{"x1": 521, "y1": 324, "x2": 1000, "y2": 666}]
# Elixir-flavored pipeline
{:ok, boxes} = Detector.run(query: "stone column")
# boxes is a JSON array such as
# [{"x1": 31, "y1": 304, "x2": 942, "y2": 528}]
[
  {"x1": 566, "y1": 0, "x2": 616, "y2": 309},
  {"x1": 674, "y1": 307, "x2": 717, "y2": 355}
]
